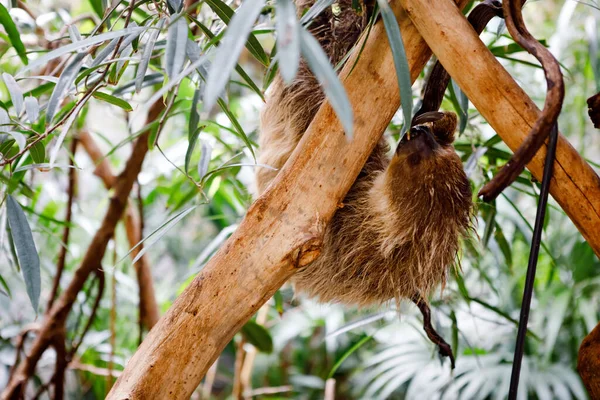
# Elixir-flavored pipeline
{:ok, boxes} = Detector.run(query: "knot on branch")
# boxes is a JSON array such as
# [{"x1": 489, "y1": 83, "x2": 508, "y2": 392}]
[{"x1": 289, "y1": 237, "x2": 323, "y2": 269}]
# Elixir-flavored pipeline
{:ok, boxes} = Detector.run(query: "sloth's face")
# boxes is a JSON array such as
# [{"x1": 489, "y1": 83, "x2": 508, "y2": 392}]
[
  {"x1": 395, "y1": 125, "x2": 440, "y2": 165},
  {"x1": 387, "y1": 118, "x2": 471, "y2": 217}
]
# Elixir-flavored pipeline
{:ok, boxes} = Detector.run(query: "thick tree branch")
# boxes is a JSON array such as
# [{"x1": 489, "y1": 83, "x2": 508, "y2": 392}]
[
  {"x1": 400, "y1": 0, "x2": 600, "y2": 257},
  {"x1": 2, "y1": 100, "x2": 165, "y2": 399},
  {"x1": 578, "y1": 321, "x2": 600, "y2": 398},
  {"x1": 106, "y1": 1, "x2": 470, "y2": 398},
  {"x1": 79, "y1": 131, "x2": 160, "y2": 330}
]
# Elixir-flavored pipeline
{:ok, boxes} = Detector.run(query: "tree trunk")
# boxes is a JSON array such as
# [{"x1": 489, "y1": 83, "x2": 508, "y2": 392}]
[{"x1": 107, "y1": 0, "x2": 600, "y2": 398}]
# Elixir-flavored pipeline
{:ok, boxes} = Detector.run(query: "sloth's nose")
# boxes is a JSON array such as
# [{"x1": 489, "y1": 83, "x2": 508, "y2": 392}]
[{"x1": 396, "y1": 125, "x2": 438, "y2": 156}]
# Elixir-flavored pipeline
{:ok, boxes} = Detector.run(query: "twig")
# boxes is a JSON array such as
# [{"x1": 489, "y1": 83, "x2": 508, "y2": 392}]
[
  {"x1": 232, "y1": 337, "x2": 247, "y2": 400},
  {"x1": 479, "y1": 0, "x2": 565, "y2": 201},
  {"x1": 108, "y1": 244, "x2": 117, "y2": 391},
  {"x1": 240, "y1": 306, "x2": 269, "y2": 392},
  {"x1": 68, "y1": 269, "x2": 106, "y2": 360},
  {"x1": 324, "y1": 379, "x2": 336, "y2": 400},
  {"x1": 411, "y1": 294, "x2": 455, "y2": 369},
  {"x1": 413, "y1": 0, "x2": 503, "y2": 120},
  {"x1": 201, "y1": 360, "x2": 219, "y2": 400},
  {"x1": 47, "y1": 139, "x2": 78, "y2": 312}
]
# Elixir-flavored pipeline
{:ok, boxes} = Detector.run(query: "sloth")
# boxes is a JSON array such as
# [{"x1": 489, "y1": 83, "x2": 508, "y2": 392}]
[{"x1": 256, "y1": 0, "x2": 473, "y2": 309}]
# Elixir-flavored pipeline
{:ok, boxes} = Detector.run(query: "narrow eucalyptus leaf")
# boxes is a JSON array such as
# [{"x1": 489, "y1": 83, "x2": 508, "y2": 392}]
[
  {"x1": 189, "y1": 87, "x2": 201, "y2": 139},
  {"x1": 6, "y1": 131, "x2": 25, "y2": 151},
  {"x1": 68, "y1": 25, "x2": 82, "y2": 43},
  {"x1": 167, "y1": 0, "x2": 183, "y2": 14},
  {"x1": 24, "y1": 97, "x2": 39, "y2": 123},
  {"x1": 145, "y1": 53, "x2": 209, "y2": 108},
  {"x1": 91, "y1": 21, "x2": 141, "y2": 68},
  {"x1": 203, "y1": 0, "x2": 266, "y2": 110},
  {"x1": 2, "y1": 73, "x2": 23, "y2": 115},
  {"x1": 204, "y1": 0, "x2": 269, "y2": 66},
  {"x1": 299, "y1": 27, "x2": 353, "y2": 138},
  {"x1": 128, "y1": 206, "x2": 197, "y2": 265},
  {"x1": 0, "y1": 107, "x2": 10, "y2": 132},
  {"x1": 377, "y1": 0, "x2": 412, "y2": 135},
  {"x1": 29, "y1": 141, "x2": 45, "y2": 164},
  {"x1": 299, "y1": 0, "x2": 335, "y2": 25},
  {"x1": 46, "y1": 52, "x2": 86, "y2": 124},
  {"x1": 197, "y1": 140, "x2": 212, "y2": 178},
  {"x1": 19, "y1": 26, "x2": 148, "y2": 76},
  {"x1": 166, "y1": 14, "x2": 188, "y2": 79},
  {"x1": 276, "y1": 0, "x2": 300, "y2": 83},
  {"x1": 118, "y1": 73, "x2": 163, "y2": 96},
  {"x1": 49, "y1": 99, "x2": 86, "y2": 166},
  {"x1": 185, "y1": 126, "x2": 203, "y2": 173},
  {"x1": 186, "y1": 39, "x2": 209, "y2": 77},
  {"x1": 6, "y1": 195, "x2": 40, "y2": 312},
  {"x1": 0, "y1": 4, "x2": 28, "y2": 64},
  {"x1": 136, "y1": 18, "x2": 165, "y2": 93}
]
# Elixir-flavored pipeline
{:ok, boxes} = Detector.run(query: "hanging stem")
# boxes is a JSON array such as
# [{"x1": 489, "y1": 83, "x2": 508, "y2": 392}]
[
  {"x1": 508, "y1": 124, "x2": 558, "y2": 399},
  {"x1": 479, "y1": 0, "x2": 564, "y2": 201}
]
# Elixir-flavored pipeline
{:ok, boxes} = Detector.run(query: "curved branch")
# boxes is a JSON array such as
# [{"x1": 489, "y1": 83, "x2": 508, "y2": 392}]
[{"x1": 478, "y1": 0, "x2": 565, "y2": 201}]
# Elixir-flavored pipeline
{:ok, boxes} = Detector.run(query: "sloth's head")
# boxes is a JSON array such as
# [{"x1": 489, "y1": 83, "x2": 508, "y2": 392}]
[{"x1": 387, "y1": 111, "x2": 472, "y2": 237}]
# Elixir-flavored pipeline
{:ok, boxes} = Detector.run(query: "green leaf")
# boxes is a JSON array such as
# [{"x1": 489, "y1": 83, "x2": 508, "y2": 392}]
[
  {"x1": 46, "y1": 52, "x2": 86, "y2": 124},
  {"x1": 205, "y1": 0, "x2": 269, "y2": 67},
  {"x1": 6, "y1": 195, "x2": 40, "y2": 312},
  {"x1": 241, "y1": 320, "x2": 273, "y2": 353},
  {"x1": 189, "y1": 18, "x2": 265, "y2": 101},
  {"x1": 117, "y1": 206, "x2": 198, "y2": 265},
  {"x1": 450, "y1": 310, "x2": 458, "y2": 363},
  {"x1": 0, "y1": 273, "x2": 11, "y2": 298},
  {"x1": 299, "y1": 27, "x2": 353, "y2": 138},
  {"x1": 377, "y1": 0, "x2": 412, "y2": 135},
  {"x1": 204, "y1": 0, "x2": 267, "y2": 110},
  {"x1": 217, "y1": 98, "x2": 255, "y2": 159},
  {"x1": 494, "y1": 222, "x2": 513, "y2": 269},
  {"x1": 92, "y1": 91, "x2": 133, "y2": 111},
  {"x1": 89, "y1": 0, "x2": 105, "y2": 19},
  {"x1": 273, "y1": 290, "x2": 284, "y2": 316},
  {"x1": 29, "y1": 141, "x2": 45, "y2": 164},
  {"x1": 328, "y1": 334, "x2": 372, "y2": 378},
  {"x1": 0, "y1": 4, "x2": 28, "y2": 65}
]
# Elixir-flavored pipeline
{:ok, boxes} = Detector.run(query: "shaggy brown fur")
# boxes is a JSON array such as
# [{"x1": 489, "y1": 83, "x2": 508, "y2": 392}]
[{"x1": 256, "y1": 0, "x2": 473, "y2": 307}]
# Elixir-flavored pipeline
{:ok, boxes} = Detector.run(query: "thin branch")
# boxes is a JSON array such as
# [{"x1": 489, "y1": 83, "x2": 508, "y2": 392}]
[
  {"x1": 47, "y1": 139, "x2": 78, "y2": 312},
  {"x1": 68, "y1": 269, "x2": 106, "y2": 360},
  {"x1": 413, "y1": 0, "x2": 503, "y2": 120}
]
